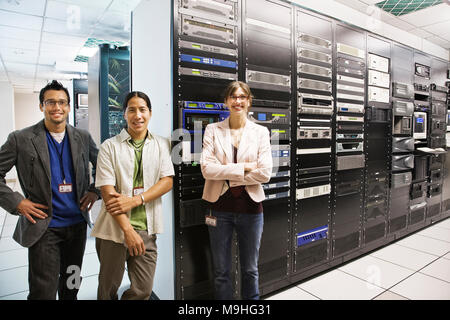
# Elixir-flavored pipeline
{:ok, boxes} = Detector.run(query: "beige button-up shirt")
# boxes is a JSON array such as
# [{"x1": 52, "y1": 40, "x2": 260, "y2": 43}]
[{"x1": 91, "y1": 129, "x2": 174, "y2": 244}]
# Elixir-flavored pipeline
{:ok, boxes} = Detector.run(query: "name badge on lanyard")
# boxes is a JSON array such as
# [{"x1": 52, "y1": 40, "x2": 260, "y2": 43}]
[
  {"x1": 133, "y1": 187, "x2": 144, "y2": 196},
  {"x1": 59, "y1": 183, "x2": 73, "y2": 193}
]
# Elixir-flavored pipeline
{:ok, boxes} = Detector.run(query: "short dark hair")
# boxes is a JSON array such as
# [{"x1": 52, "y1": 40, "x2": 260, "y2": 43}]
[
  {"x1": 39, "y1": 80, "x2": 70, "y2": 105},
  {"x1": 123, "y1": 91, "x2": 152, "y2": 112}
]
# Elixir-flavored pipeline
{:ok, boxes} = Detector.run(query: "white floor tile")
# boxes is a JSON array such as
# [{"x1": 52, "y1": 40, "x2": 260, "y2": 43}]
[
  {"x1": 396, "y1": 233, "x2": 450, "y2": 257},
  {"x1": 4, "y1": 214, "x2": 18, "y2": 226},
  {"x1": 390, "y1": 273, "x2": 450, "y2": 300},
  {"x1": 265, "y1": 286, "x2": 319, "y2": 300},
  {"x1": 418, "y1": 225, "x2": 450, "y2": 243},
  {"x1": 420, "y1": 258, "x2": 450, "y2": 283},
  {"x1": 370, "y1": 244, "x2": 438, "y2": 271},
  {"x1": 0, "y1": 266, "x2": 29, "y2": 297},
  {"x1": 84, "y1": 236, "x2": 97, "y2": 255},
  {"x1": 0, "y1": 224, "x2": 15, "y2": 238},
  {"x1": 77, "y1": 275, "x2": 99, "y2": 300},
  {"x1": 297, "y1": 269, "x2": 384, "y2": 300},
  {"x1": 373, "y1": 290, "x2": 409, "y2": 300},
  {"x1": 81, "y1": 252, "x2": 100, "y2": 278},
  {"x1": 0, "y1": 291, "x2": 29, "y2": 300},
  {"x1": 0, "y1": 237, "x2": 23, "y2": 253},
  {"x1": 443, "y1": 252, "x2": 450, "y2": 260},
  {"x1": 339, "y1": 255, "x2": 414, "y2": 289},
  {"x1": 0, "y1": 248, "x2": 28, "y2": 271},
  {"x1": 432, "y1": 218, "x2": 450, "y2": 230}
]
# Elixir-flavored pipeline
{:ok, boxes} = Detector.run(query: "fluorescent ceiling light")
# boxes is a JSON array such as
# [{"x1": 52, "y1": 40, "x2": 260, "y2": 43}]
[{"x1": 78, "y1": 46, "x2": 98, "y2": 57}]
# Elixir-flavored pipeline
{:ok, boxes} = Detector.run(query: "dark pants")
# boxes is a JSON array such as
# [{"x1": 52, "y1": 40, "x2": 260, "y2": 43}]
[
  {"x1": 208, "y1": 211, "x2": 264, "y2": 300},
  {"x1": 27, "y1": 222, "x2": 87, "y2": 300}
]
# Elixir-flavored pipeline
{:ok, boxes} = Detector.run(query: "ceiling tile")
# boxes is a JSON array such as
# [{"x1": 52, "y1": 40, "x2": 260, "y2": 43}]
[
  {"x1": 43, "y1": 17, "x2": 91, "y2": 37},
  {"x1": 360, "y1": 0, "x2": 382, "y2": 4},
  {"x1": 1, "y1": 54, "x2": 38, "y2": 65},
  {"x1": 426, "y1": 35, "x2": 450, "y2": 48},
  {"x1": 0, "y1": 0, "x2": 46, "y2": 16},
  {"x1": 422, "y1": 20, "x2": 450, "y2": 36},
  {"x1": 41, "y1": 32, "x2": 87, "y2": 47},
  {"x1": 439, "y1": 33, "x2": 450, "y2": 42},
  {"x1": 46, "y1": 0, "x2": 105, "y2": 26},
  {"x1": 98, "y1": 11, "x2": 130, "y2": 32},
  {"x1": 39, "y1": 43, "x2": 79, "y2": 55},
  {"x1": 53, "y1": 0, "x2": 113, "y2": 9},
  {"x1": 0, "y1": 25, "x2": 41, "y2": 41},
  {"x1": 383, "y1": 16, "x2": 415, "y2": 31},
  {"x1": 0, "y1": 37, "x2": 40, "y2": 51},
  {"x1": 5, "y1": 62, "x2": 36, "y2": 76},
  {"x1": 0, "y1": 11, "x2": 43, "y2": 30},
  {"x1": 108, "y1": 0, "x2": 142, "y2": 13},
  {"x1": 408, "y1": 28, "x2": 434, "y2": 39},
  {"x1": 335, "y1": 0, "x2": 371, "y2": 14},
  {"x1": 38, "y1": 56, "x2": 57, "y2": 66},
  {"x1": 398, "y1": 3, "x2": 450, "y2": 27}
]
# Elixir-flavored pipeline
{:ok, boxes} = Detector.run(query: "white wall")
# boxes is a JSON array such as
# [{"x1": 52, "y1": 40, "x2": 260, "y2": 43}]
[
  {"x1": 0, "y1": 81, "x2": 14, "y2": 144},
  {"x1": 14, "y1": 92, "x2": 41, "y2": 130},
  {"x1": 132, "y1": 0, "x2": 174, "y2": 300},
  {"x1": 0, "y1": 81, "x2": 16, "y2": 181}
]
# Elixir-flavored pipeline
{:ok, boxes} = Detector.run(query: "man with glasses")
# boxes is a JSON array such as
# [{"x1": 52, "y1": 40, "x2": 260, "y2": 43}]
[{"x1": 0, "y1": 80, "x2": 100, "y2": 299}]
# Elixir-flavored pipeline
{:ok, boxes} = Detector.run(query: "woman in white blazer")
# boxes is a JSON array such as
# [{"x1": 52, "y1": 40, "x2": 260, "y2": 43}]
[{"x1": 200, "y1": 81, "x2": 273, "y2": 300}]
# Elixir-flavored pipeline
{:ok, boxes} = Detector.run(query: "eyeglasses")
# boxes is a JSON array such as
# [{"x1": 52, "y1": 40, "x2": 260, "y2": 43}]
[
  {"x1": 44, "y1": 100, "x2": 69, "y2": 107},
  {"x1": 229, "y1": 95, "x2": 248, "y2": 101}
]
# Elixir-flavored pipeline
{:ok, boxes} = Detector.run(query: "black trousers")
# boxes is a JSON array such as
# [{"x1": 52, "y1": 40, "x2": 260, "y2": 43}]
[{"x1": 27, "y1": 222, "x2": 87, "y2": 300}]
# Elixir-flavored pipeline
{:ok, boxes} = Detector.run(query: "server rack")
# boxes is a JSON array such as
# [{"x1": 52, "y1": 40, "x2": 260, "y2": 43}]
[
  {"x1": 173, "y1": 0, "x2": 240, "y2": 299},
  {"x1": 364, "y1": 35, "x2": 391, "y2": 246},
  {"x1": 243, "y1": 0, "x2": 293, "y2": 296},
  {"x1": 332, "y1": 24, "x2": 366, "y2": 257},
  {"x1": 293, "y1": 9, "x2": 333, "y2": 277}
]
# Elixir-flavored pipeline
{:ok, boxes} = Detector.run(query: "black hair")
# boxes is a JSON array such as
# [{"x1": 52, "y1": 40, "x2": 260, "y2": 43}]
[
  {"x1": 123, "y1": 91, "x2": 152, "y2": 112},
  {"x1": 39, "y1": 80, "x2": 70, "y2": 105}
]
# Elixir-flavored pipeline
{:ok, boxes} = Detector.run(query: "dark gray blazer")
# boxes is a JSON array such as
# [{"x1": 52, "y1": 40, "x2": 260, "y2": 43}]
[{"x1": 0, "y1": 120, "x2": 100, "y2": 247}]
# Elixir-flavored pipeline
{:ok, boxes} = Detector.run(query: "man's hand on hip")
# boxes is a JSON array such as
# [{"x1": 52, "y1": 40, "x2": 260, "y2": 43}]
[{"x1": 16, "y1": 199, "x2": 48, "y2": 224}]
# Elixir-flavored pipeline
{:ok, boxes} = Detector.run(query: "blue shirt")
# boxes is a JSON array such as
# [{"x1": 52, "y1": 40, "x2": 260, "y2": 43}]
[{"x1": 46, "y1": 131, "x2": 84, "y2": 228}]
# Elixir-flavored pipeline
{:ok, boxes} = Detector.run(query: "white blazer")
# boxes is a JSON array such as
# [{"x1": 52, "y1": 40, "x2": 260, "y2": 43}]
[{"x1": 200, "y1": 117, "x2": 273, "y2": 203}]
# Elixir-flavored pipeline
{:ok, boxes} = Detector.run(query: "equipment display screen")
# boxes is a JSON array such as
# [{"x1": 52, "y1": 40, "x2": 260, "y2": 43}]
[{"x1": 185, "y1": 114, "x2": 218, "y2": 130}]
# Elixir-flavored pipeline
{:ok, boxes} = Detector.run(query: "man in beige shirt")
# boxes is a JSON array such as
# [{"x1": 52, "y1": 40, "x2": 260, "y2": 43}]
[{"x1": 92, "y1": 91, "x2": 174, "y2": 300}]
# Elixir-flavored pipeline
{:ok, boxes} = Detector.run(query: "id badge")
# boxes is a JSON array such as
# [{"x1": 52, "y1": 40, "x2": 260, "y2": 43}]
[
  {"x1": 205, "y1": 215, "x2": 217, "y2": 227},
  {"x1": 133, "y1": 187, "x2": 144, "y2": 196},
  {"x1": 59, "y1": 183, "x2": 73, "y2": 193}
]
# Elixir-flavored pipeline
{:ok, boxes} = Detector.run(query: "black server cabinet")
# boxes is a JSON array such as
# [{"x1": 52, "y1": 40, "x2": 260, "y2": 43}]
[
  {"x1": 332, "y1": 24, "x2": 366, "y2": 257},
  {"x1": 173, "y1": 0, "x2": 240, "y2": 300},
  {"x1": 390, "y1": 43, "x2": 414, "y2": 234},
  {"x1": 364, "y1": 35, "x2": 392, "y2": 245},
  {"x1": 243, "y1": 0, "x2": 293, "y2": 295},
  {"x1": 293, "y1": 10, "x2": 333, "y2": 275}
]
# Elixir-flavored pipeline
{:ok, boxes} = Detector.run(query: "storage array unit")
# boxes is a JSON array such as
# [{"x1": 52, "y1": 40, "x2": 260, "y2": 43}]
[{"x1": 168, "y1": 0, "x2": 450, "y2": 300}]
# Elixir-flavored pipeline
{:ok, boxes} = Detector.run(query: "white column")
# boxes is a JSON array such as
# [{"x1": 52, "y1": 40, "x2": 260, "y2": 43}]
[{"x1": 132, "y1": 0, "x2": 174, "y2": 300}]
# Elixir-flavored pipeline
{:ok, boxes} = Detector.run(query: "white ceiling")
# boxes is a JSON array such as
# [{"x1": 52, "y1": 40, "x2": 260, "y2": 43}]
[
  {"x1": 0, "y1": 0, "x2": 140, "y2": 93},
  {"x1": 1, "y1": 0, "x2": 449, "y2": 94},
  {"x1": 335, "y1": 0, "x2": 450, "y2": 49}
]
